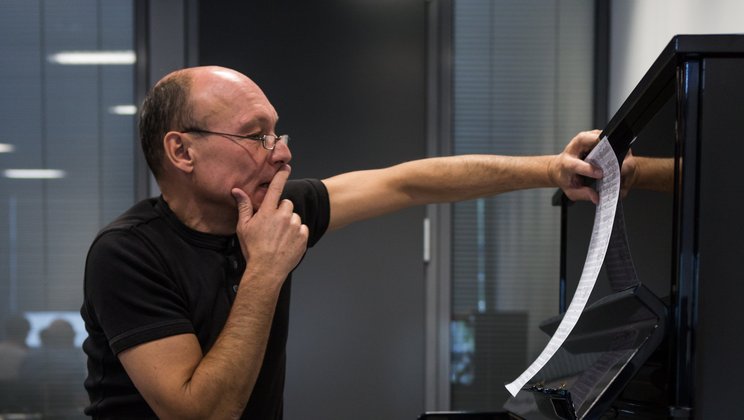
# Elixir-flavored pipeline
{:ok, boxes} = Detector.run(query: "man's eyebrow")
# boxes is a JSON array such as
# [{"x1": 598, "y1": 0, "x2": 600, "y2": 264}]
[{"x1": 239, "y1": 115, "x2": 278, "y2": 134}]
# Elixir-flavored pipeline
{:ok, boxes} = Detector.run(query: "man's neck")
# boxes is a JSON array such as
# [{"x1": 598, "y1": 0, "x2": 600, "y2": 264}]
[{"x1": 162, "y1": 192, "x2": 238, "y2": 236}]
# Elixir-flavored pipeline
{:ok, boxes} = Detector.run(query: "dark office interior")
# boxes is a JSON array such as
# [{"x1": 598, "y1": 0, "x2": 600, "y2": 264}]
[{"x1": 0, "y1": 1, "x2": 743, "y2": 419}]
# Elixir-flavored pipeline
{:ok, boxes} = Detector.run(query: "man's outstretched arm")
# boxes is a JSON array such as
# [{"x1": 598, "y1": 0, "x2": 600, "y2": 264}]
[{"x1": 323, "y1": 130, "x2": 603, "y2": 231}]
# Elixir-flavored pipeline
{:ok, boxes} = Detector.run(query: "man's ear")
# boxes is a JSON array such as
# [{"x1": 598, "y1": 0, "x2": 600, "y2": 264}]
[{"x1": 163, "y1": 131, "x2": 194, "y2": 174}]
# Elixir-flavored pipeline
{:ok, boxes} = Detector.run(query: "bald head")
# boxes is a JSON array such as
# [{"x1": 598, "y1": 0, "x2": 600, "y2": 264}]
[
  {"x1": 185, "y1": 67, "x2": 277, "y2": 132},
  {"x1": 138, "y1": 66, "x2": 276, "y2": 180}
]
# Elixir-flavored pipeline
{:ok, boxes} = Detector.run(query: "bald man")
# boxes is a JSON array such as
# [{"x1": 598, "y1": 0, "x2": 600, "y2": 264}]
[{"x1": 81, "y1": 66, "x2": 602, "y2": 419}]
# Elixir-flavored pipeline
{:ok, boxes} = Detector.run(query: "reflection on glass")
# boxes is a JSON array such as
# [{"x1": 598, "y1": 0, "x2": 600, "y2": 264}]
[
  {"x1": 621, "y1": 153, "x2": 675, "y2": 197},
  {"x1": 450, "y1": 317, "x2": 475, "y2": 386},
  {"x1": 1, "y1": 313, "x2": 88, "y2": 417},
  {"x1": 504, "y1": 285, "x2": 668, "y2": 419},
  {"x1": 0, "y1": 1, "x2": 135, "y2": 416}
]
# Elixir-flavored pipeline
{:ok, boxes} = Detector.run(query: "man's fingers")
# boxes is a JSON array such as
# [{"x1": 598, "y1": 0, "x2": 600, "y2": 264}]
[
  {"x1": 567, "y1": 186, "x2": 599, "y2": 205},
  {"x1": 264, "y1": 164, "x2": 292, "y2": 208},
  {"x1": 278, "y1": 199, "x2": 294, "y2": 213},
  {"x1": 566, "y1": 130, "x2": 601, "y2": 154},
  {"x1": 575, "y1": 160, "x2": 604, "y2": 179},
  {"x1": 232, "y1": 188, "x2": 254, "y2": 220}
]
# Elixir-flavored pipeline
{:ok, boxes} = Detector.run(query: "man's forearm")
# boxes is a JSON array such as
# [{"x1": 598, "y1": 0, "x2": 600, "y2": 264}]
[
  {"x1": 395, "y1": 154, "x2": 557, "y2": 204},
  {"x1": 180, "y1": 270, "x2": 282, "y2": 418},
  {"x1": 120, "y1": 269, "x2": 284, "y2": 420},
  {"x1": 325, "y1": 154, "x2": 568, "y2": 231},
  {"x1": 634, "y1": 156, "x2": 674, "y2": 193},
  {"x1": 151, "y1": 170, "x2": 308, "y2": 418}
]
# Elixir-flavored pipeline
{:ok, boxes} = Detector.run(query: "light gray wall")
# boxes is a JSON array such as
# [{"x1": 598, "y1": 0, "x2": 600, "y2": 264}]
[{"x1": 609, "y1": 0, "x2": 744, "y2": 114}]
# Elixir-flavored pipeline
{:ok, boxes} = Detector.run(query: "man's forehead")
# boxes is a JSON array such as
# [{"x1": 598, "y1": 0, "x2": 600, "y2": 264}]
[
  {"x1": 188, "y1": 68, "x2": 277, "y2": 123},
  {"x1": 194, "y1": 101, "x2": 278, "y2": 130},
  {"x1": 240, "y1": 113, "x2": 279, "y2": 128}
]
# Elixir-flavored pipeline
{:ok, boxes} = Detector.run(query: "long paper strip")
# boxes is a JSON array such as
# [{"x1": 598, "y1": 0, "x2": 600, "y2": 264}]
[{"x1": 505, "y1": 137, "x2": 620, "y2": 397}]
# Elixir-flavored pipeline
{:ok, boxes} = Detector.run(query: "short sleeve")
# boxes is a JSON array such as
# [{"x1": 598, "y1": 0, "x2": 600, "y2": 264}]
[
  {"x1": 84, "y1": 229, "x2": 194, "y2": 355},
  {"x1": 282, "y1": 178, "x2": 330, "y2": 248}
]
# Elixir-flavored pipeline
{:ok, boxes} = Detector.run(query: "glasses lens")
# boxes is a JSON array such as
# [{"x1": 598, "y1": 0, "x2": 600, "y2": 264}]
[{"x1": 264, "y1": 135, "x2": 289, "y2": 150}]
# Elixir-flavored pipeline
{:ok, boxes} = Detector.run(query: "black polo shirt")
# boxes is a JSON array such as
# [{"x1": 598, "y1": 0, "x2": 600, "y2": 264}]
[{"x1": 81, "y1": 179, "x2": 330, "y2": 419}]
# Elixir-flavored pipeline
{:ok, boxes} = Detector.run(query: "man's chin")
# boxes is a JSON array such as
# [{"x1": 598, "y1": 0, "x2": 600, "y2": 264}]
[{"x1": 251, "y1": 189, "x2": 267, "y2": 209}]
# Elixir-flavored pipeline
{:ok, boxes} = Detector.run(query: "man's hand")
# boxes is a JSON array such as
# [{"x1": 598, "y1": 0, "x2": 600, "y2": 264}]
[
  {"x1": 119, "y1": 166, "x2": 309, "y2": 419},
  {"x1": 231, "y1": 165, "x2": 309, "y2": 283},
  {"x1": 620, "y1": 149, "x2": 638, "y2": 198},
  {"x1": 620, "y1": 151, "x2": 674, "y2": 195},
  {"x1": 549, "y1": 130, "x2": 604, "y2": 204}
]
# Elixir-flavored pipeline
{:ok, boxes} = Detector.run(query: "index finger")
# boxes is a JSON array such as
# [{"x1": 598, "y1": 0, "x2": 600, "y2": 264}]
[
  {"x1": 263, "y1": 164, "x2": 291, "y2": 208},
  {"x1": 565, "y1": 130, "x2": 601, "y2": 155}
]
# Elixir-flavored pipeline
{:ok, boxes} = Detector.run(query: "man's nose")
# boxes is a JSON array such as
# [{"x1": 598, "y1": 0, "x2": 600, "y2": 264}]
[{"x1": 269, "y1": 141, "x2": 292, "y2": 165}]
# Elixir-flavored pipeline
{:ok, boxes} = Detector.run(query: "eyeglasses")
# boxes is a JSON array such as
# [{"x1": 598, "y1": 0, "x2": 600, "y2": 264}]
[{"x1": 182, "y1": 128, "x2": 290, "y2": 151}]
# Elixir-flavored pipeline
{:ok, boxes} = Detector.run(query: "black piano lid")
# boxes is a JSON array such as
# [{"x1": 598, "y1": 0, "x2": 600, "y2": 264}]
[
  {"x1": 601, "y1": 34, "x2": 744, "y2": 163},
  {"x1": 552, "y1": 33, "x2": 744, "y2": 207}
]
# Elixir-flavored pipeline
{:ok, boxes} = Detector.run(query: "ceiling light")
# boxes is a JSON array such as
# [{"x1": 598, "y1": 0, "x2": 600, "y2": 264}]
[
  {"x1": 108, "y1": 105, "x2": 137, "y2": 115},
  {"x1": 0, "y1": 143, "x2": 15, "y2": 153},
  {"x1": 3, "y1": 169, "x2": 66, "y2": 179},
  {"x1": 48, "y1": 51, "x2": 136, "y2": 65}
]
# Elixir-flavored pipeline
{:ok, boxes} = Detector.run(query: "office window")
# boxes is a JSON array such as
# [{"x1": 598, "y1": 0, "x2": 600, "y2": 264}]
[
  {"x1": 449, "y1": 0, "x2": 593, "y2": 410},
  {"x1": 0, "y1": 0, "x2": 135, "y2": 416}
]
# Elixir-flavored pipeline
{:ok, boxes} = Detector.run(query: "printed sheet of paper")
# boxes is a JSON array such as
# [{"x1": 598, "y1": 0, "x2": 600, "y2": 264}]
[{"x1": 505, "y1": 137, "x2": 620, "y2": 397}]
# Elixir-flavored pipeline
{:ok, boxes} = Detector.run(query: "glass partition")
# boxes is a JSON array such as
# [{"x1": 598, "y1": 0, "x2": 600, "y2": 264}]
[
  {"x1": 0, "y1": 1, "x2": 136, "y2": 416},
  {"x1": 449, "y1": 0, "x2": 594, "y2": 410}
]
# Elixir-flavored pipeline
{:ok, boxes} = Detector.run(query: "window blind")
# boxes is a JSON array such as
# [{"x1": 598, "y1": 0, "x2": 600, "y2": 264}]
[{"x1": 450, "y1": 0, "x2": 594, "y2": 409}]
